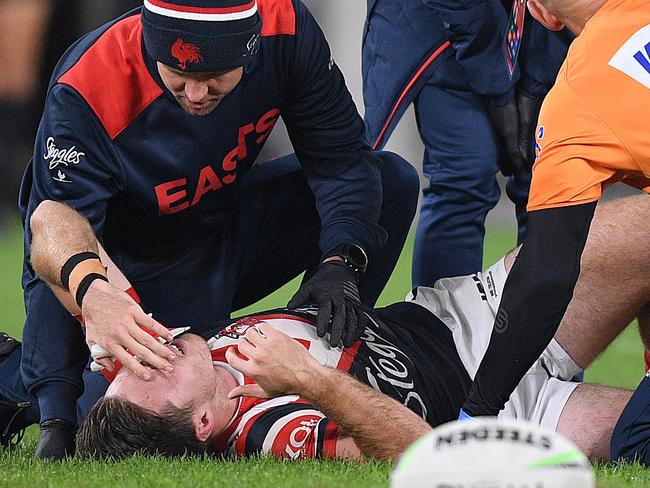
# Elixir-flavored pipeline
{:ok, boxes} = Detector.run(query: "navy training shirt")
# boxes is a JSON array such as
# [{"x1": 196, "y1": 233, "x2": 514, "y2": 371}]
[{"x1": 20, "y1": 1, "x2": 385, "y2": 302}]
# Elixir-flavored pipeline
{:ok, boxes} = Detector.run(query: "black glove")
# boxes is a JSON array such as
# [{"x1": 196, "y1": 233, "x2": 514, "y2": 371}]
[
  {"x1": 488, "y1": 97, "x2": 523, "y2": 176},
  {"x1": 288, "y1": 261, "x2": 368, "y2": 347},
  {"x1": 516, "y1": 91, "x2": 544, "y2": 168}
]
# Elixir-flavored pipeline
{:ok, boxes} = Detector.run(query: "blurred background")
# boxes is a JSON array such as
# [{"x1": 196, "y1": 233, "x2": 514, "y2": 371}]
[{"x1": 0, "y1": 0, "x2": 643, "y2": 389}]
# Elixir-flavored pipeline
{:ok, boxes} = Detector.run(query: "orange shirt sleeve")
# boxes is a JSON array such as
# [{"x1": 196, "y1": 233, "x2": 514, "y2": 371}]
[
  {"x1": 527, "y1": 1, "x2": 650, "y2": 212},
  {"x1": 527, "y1": 71, "x2": 632, "y2": 212}
]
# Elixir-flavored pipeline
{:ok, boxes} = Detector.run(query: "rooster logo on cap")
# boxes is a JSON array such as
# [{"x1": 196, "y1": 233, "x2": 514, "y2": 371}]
[{"x1": 171, "y1": 38, "x2": 203, "y2": 70}]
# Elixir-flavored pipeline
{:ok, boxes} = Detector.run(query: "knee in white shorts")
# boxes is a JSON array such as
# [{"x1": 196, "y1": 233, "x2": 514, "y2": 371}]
[{"x1": 499, "y1": 339, "x2": 581, "y2": 431}]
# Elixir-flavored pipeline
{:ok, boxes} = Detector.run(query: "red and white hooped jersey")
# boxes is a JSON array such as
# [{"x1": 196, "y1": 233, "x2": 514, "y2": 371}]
[
  {"x1": 192, "y1": 300, "x2": 470, "y2": 459},
  {"x1": 208, "y1": 311, "x2": 361, "y2": 460},
  {"x1": 98, "y1": 299, "x2": 469, "y2": 459}
]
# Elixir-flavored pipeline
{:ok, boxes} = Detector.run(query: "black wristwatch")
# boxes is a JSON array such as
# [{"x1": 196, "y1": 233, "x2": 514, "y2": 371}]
[{"x1": 324, "y1": 244, "x2": 369, "y2": 278}]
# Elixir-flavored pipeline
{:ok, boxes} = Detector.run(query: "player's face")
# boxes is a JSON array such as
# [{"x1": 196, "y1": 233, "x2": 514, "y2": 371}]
[
  {"x1": 157, "y1": 63, "x2": 244, "y2": 116},
  {"x1": 106, "y1": 333, "x2": 217, "y2": 412}
]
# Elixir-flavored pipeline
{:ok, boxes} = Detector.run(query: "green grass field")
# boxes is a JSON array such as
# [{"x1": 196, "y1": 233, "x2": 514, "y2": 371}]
[{"x1": 0, "y1": 216, "x2": 648, "y2": 487}]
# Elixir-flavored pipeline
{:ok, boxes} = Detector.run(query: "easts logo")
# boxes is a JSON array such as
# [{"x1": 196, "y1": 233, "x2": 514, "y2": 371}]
[
  {"x1": 154, "y1": 107, "x2": 281, "y2": 216},
  {"x1": 171, "y1": 38, "x2": 203, "y2": 70}
]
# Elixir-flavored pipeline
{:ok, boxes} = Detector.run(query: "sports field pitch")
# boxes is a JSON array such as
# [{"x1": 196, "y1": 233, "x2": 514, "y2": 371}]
[{"x1": 0, "y1": 216, "x2": 649, "y2": 487}]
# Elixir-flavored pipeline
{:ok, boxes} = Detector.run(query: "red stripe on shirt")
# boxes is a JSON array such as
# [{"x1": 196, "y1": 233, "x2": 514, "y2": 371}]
[
  {"x1": 336, "y1": 338, "x2": 361, "y2": 373},
  {"x1": 372, "y1": 40, "x2": 451, "y2": 150}
]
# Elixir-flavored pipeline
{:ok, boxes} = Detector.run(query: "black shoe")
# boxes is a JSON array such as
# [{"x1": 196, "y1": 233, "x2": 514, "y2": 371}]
[
  {"x1": 0, "y1": 332, "x2": 20, "y2": 362},
  {"x1": 0, "y1": 396, "x2": 31, "y2": 449},
  {"x1": 0, "y1": 333, "x2": 31, "y2": 449},
  {"x1": 34, "y1": 419, "x2": 76, "y2": 460}
]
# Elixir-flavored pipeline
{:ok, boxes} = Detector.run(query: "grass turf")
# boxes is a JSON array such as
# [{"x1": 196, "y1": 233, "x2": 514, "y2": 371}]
[{"x1": 0, "y1": 217, "x2": 648, "y2": 487}]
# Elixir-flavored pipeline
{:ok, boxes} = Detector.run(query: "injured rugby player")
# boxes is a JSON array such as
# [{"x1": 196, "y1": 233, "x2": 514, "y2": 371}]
[{"x1": 74, "y1": 196, "x2": 650, "y2": 462}]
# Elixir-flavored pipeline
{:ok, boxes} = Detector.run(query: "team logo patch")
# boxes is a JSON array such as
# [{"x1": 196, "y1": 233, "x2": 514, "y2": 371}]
[
  {"x1": 246, "y1": 33, "x2": 260, "y2": 56},
  {"x1": 217, "y1": 317, "x2": 262, "y2": 339},
  {"x1": 44, "y1": 136, "x2": 85, "y2": 183},
  {"x1": 52, "y1": 170, "x2": 71, "y2": 183},
  {"x1": 171, "y1": 38, "x2": 203, "y2": 70},
  {"x1": 608, "y1": 24, "x2": 650, "y2": 89}
]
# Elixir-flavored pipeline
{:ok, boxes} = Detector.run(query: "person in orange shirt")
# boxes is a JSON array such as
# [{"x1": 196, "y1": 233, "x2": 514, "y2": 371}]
[{"x1": 461, "y1": 0, "x2": 650, "y2": 425}]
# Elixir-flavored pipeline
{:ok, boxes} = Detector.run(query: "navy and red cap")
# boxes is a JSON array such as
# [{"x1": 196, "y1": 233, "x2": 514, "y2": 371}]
[{"x1": 141, "y1": 0, "x2": 262, "y2": 72}]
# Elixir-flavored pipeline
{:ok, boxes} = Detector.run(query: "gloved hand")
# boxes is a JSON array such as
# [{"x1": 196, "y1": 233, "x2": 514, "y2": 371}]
[
  {"x1": 488, "y1": 97, "x2": 523, "y2": 176},
  {"x1": 288, "y1": 260, "x2": 368, "y2": 348},
  {"x1": 516, "y1": 91, "x2": 544, "y2": 168}
]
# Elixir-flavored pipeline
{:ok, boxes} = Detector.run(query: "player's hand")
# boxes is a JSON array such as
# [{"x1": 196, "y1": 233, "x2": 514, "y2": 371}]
[
  {"x1": 226, "y1": 323, "x2": 322, "y2": 399},
  {"x1": 82, "y1": 279, "x2": 175, "y2": 381},
  {"x1": 488, "y1": 97, "x2": 523, "y2": 176},
  {"x1": 287, "y1": 260, "x2": 368, "y2": 348}
]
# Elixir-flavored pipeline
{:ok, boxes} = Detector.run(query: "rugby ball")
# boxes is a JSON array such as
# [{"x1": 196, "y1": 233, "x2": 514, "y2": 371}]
[{"x1": 391, "y1": 417, "x2": 595, "y2": 488}]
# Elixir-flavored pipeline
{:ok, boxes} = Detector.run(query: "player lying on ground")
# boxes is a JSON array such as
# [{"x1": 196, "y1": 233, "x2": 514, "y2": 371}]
[
  {"x1": 17, "y1": 0, "x2": 420, "y2": 459},
  {"x1": 70, "y1": 196, "x2": 650, "y2": 461}
]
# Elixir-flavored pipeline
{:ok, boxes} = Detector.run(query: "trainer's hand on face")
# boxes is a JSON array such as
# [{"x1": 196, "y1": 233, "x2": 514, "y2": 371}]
[
  {"x1": 226, "y1": 323, "x2": 321, "y2": 399},
  {"x1": 82, "y1": 279, "x2": 174, "y2": 381}
]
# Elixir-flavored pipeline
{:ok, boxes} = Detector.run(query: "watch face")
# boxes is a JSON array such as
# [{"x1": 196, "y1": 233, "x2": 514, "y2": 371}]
[
  {"x1": 326, "y1": 244, "x2": 368, "y2": 274},
  {"x1": 346, "y1": 244, "x2": 368, "y2": 271}
]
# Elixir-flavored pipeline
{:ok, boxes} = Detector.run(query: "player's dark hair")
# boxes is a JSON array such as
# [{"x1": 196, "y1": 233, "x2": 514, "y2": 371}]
[{"x1": 76, "y1": 396, "x2": 210, "y2": 460}]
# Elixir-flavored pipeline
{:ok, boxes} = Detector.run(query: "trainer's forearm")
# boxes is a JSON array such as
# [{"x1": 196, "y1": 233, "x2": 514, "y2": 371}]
[
  {"x1": 30, "y1": 200, "x2": 100, "y2": 287},
  {"x1": 301, "y1": 364, "x2": 431, "y2": 460},
  {"x1": 463, "y1": 202, "x2": 596, "y2": 416}
]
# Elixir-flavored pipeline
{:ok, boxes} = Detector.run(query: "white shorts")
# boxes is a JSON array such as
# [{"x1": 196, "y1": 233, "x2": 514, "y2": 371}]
[{"x1": 406, "y1": 258, "x2": 581, "y2": 431}]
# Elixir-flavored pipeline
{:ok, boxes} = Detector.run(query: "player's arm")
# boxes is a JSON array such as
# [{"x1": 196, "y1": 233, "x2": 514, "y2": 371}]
[
  {"x1": 225, "y1": 323, "x2": 431, "y2": 460},
  {"x1": 29, "y1": 201, "x2": 174, "y2": 378},
  {"x1": 463, "y1": 202, "x2": 596, "y2": 416}
]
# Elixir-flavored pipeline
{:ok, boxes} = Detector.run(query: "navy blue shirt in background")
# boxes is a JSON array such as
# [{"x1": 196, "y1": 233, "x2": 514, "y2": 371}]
[{"x1": 21, "y1": 0, "x2": 386, "y2": 310}]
